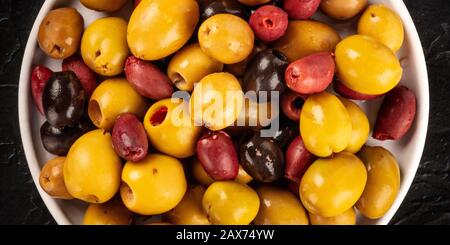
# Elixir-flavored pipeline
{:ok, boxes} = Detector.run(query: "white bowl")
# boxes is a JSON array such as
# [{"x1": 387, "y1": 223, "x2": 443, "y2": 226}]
[{"x1": 19, "y1": 0, "x2": 429, "y2": 225}]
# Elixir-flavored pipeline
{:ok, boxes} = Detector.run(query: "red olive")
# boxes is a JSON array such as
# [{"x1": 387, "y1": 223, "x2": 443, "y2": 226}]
[
  {"x1": 285, "y1": 52, "x2": 335, "y2": 94},
  {"x1": 249, "y1": 5, "x2": 288, "y2": 43},
  {"x1": 334, "y1": 80, "x2": 382, "y2": 100},
  {"x1": 281, "y1": 89, "x2": 307, "y2": 121},
  {"x1": 285, "y1": 136, "x2": 316, "y2": 183},
  {"x1": 373, "y1": 86, "x2": 417, "y2": 141},
  {"x1": 112, "y1": 113, "x2": 149, "y2": 162},
  {"x1": 124, "y1": 56, "x2": 174, "y2": 100},
  {"x1": 62, "y1": 55, "x2": 98, "y2": 97},
  {"x1": 31, "y1": 65, "x2": 53, "y2": 115},
  {"x1": 283, "y1": 0, "x2": 321, "y2": 20}
]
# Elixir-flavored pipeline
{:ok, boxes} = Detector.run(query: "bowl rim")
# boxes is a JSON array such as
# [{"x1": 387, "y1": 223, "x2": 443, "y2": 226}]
[{"x1": 18, "y1": 0, "x2": 429, "y2": 225}]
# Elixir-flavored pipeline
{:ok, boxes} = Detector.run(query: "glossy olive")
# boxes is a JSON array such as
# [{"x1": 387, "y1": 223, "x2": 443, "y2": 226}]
[
  {"x1": 203, "y1": 181, "x2": 260, "y2": 225},
  {"x1": 39, "y1": 157, "x2": 73, "y2": 200},
  {"x1": 88, "y1": 78, "x2": 149, "y2": 131},
  {"x1": 167, "y1": 43, "x2": 224, "y2": 92},
  {"x1": 65, "y1": 130, "x2": 122, "y2": 203},
  {"x1": 121, "y1": 154, "x2": 187, "y2": 215},
  {"x1": 43, "y1": 71, "x2": 86, "y2": 128},
  {"x1": 281, "y1": 89, "x2": 306, "y2": 121},
  {"x1": 197, "y1": 131, "x2": 239, "y2": 180},
  {"x1": 358, "y1": 4, "x2": 404, "y2": 52},
  {"x1": 200, "y1": 0, "x2": 250, "y2": 20},
  {"x1": 300, "y1": 152, "x2": 367, "y2": 217},
  {"x1": 38, "y1": 8, "x2": 83, "y2": 59},
  {"x1": 128, "y1": 0, "x2": 199, "y2": 61},
  {"x1": 271, "y1": 121, "x2": 299, "y2": 149},
  {"x1": 254, "y1": 185, "x2": 309, "y2": 225},
  {"x1": 81, "y1": 17, "x2": 129, "y2": 76},
  {"x1": 309, "y1": 208, "x2": 356, "y2": 225},
  {"x1": 340, "y1": 98, "x2": 370, "y2": 153},
  {"x1": 225, "y1": 41, "x2": 267, "y2": 77},
  {"x1": 240, "y1": 133, "x2": 284, "y2": 183},
  {"x1": 274, "y1": 20, "x2": 341, "y2": 62},
  {"x1": 164, "y1": 185, "x2": 210, "y2": 225},
  {"x1": 198, "y1": 14, "x2": 254, "y2": 64},
  {"x1": 80, "y1": 0, "x2": 128, "y2": 12},
  {"x1": 112, "y1": 113, "x2": 148, "y2": 162},
  {"x1": 356, "y1": 146, "x2": 400, "y2": 219},
  {"x1": 83, "y1": 198, "x2": 133, "y2": 225},
  {"x1": 40, "y1": 119, "x2": 93, "y2": 156},
  {"x1": 334, "y1": 80, "x2": 383, "y2": 100},
  {"x1": 243, "y1": 49, "x2": 289, "y2": 102},
  {"x1": 144, "y1": 98, "x2": 202, "y2": 158},
  {"x1": 285, "y1": 136, "x2": 316, "y2": 183},
  {"x1": 62, "y1": 55, "x2": 98, "y2": 97},
  {"x1": 320, "y1": 0, "x2": 367, "y2": 20},
  {"x1": 283, "y1": 0, "x2": 321, "y2": 20}
]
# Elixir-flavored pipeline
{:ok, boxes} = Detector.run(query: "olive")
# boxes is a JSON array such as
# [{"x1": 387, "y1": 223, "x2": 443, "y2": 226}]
[
  {"x1": 40, "y1": 119, "x2": 94, "y2": 156},
  {"x1": 43, "y1": 71, "x2": 86, "y2": 128},
  {"x1": 112, "y1": 113, "x2": 148, "y2": 162},
  {"x1": 200, "y1": 0, "x2": 250, "y2": 20},
  {"x1": 239, "y1": 133, "x2": 284, "y2": 183},
  {"x1": 270, "y1": 120, "x2": 299, "y2": 149},
  {"x1": 39, "y1": 157, "x2": 73, "y2": 200},
  {"x1": 243, "y1": 49, "x2": 289, "y2": 102}
]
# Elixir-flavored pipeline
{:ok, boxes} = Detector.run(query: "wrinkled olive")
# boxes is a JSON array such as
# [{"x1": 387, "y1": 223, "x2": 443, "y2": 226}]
[
  {"x1": 240, "y1": 133, "x2": 284, "y2": 183},
  {"x1": 244, "y1": 49, "x2": 289, "y2": 102},
  {"x1": 43, "y1": 71, "x2": 86, "y2": 128},
  {"x1": 40, "y1": 119, "x2": 94, "y2": 156},
  {"x1": 112, "y1": 113, "x2": 148, "y2": 162},
  {"x1": 200, "y1": 0, "x2": 250, "y2": 20},
  {"x1": 39, "y1": 157, "x2": 73, "y2": 200}
]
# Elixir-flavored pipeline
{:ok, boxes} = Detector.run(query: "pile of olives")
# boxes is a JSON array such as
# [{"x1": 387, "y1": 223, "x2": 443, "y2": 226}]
[{"x1": 33, "y1": 0, "x2": 416, "y2": 225}]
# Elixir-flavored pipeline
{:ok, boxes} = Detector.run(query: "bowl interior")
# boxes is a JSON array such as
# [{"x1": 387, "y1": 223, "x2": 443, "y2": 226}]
[{"x1": 19, "y1": 0, "x2": 429, "y2": 225}]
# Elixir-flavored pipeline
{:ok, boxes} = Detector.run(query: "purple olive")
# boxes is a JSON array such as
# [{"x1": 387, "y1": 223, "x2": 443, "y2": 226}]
[
  {"x1": 112, "y1": 113, "x2": 148, "y2": 162},
  {"x1": 285, "y1": 136, "x2": 316, "y2": 183},
  {"x1": 196, "y1": 131, "x2": 239, "y2": 180}
]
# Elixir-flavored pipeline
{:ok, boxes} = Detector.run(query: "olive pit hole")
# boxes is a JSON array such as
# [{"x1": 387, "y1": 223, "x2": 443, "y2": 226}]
[
  {"x1": 293, "y1": 97, "x2": 305, "y2": 110},
  {"x1": 121, "y1": 183, "x2": 135, "y2": 204},
  {"x1": 95, "y1": 50, "x2": 101, "y2": 57},
  {"x1": 88, "y1": 100, "x2": 103, "y2": 128},
  {"x1": 171, "y1": 73, "x2": 187, "y2": 89},
  {"x1": 150, "y1": 107, "x2": 168, "y2": 126},
  {"x1": 263, "y1": 18, "x2": 274, "y2": 28}
]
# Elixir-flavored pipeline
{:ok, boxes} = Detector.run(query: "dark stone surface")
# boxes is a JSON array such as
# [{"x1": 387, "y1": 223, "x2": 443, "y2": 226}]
[{"x1": 0, "y1": 0, "x2": 449, "y2": 225}]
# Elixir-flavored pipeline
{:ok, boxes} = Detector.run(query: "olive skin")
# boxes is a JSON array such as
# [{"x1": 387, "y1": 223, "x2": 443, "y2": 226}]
[
  {"x1": 83, "y1": 198, "x2": 133, "y2": 225},
  {"x1": 281, "y1": 89, "x2": 306, "y2": 121},
  {"x1": 240, "y1": 133, "x2": 284, "y2": 183},
  {"x1": 40, "y1": 119, "x2": 94, "y2": 156},
  {"x1": 309, "y1": 208, "x2": 356, "y2": 225},
  {"x1": 80, "y1": 0, "x2": 128, "y2": 12},
  {"x1": 321, "y1": 0, "x2": 367, "y2": 20},
  {"x1": 43, "y1": 71, "x2": 86, "y2": 128},
  {"x1": 243, "y1": 49, "x2": 289, "y2": 102},
  {"x1": 128, "y1": 0, "x2": 199, "y2": 61},
  {"x1": 285, "y1": 136, "x2": 316, "y2": 183},
  {"x1": 38, "y1": 8, "x2": 83, "y2": 59},
  {"x1": 112, "y1": 113, "x2": 148, "y2": 162},
  {"x1": 62, "y1": 56, "x2": 98, "y2": 97},
  {"x1": 164, "y1": 185, "x2": 210, "y2": 225},
  {"x1": 200, "y1": 0, "x2": 250, "y2": 20},
  {"x1": 31, "y1": 65, "x2": 53, "y2": 115},
  {"x1": 271, "y1": 121, "x2": 299, "y2": 149},
  {"x1": 39, "y1": 157, "x2": 73, "y2": 200}
]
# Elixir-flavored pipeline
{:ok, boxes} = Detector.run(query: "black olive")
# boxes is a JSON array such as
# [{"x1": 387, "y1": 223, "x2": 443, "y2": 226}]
[
  {"x1": 239, "y1": 132, "x2": 284, "y2": 183},
  {"x1": 270, "y1": 120, "x2": 299, "y2": 149},
  {"x1": 40, "y1": 119, "x2": 94, "y2": 156},
  {"x1": 200, "y1": 0, "x2": 250, "y2": 20},
  {"x1": 43, "y1": 71, "x2": 86, "y2": 128},
  {"x1": 243, "y1": 49, "x2": 289, "y2": 102}
]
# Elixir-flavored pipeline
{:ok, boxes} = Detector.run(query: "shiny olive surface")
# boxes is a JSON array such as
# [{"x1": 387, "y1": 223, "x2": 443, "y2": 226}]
[
  {"x1": 200, "y1": 0, "x2": 250, "y2": 20},
  {"x1": 40, "y1": 119, "x2": 93, "y2": 156},
  {"x1": 240, "y1": 133, "x2": 284, "y2": 183},
  {"x1": 243, "y1": 49, "x2": 289, "y2": 102},
  {"x1": 43, "y1": 71, "x2": 86, "y2": 128},
  {"x1": 309, "y1": 208, "x2": 356, "y2": 225},
  {"x1": 271, "y1": 121, "x2": 299, "y2": 149}
]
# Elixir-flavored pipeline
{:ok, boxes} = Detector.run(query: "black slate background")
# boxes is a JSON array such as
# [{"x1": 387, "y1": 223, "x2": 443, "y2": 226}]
[{"x1": 0, "y1": 0, "x2": 449, "y2": 225}]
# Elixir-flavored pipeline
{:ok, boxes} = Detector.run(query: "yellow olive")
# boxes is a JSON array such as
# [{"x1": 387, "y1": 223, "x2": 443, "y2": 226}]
[
  {"x1": 168, "y1": 43, "x2": 223, "y2": 92},
  {"x1": 300, "y1": 92, "x2": 352, "y2": 157},
  {"x1": 64, "y1": 130, "x2": 122, "y2": 203},
  {"x1": 192, "y1": 157, "x2": 215, "y2": 186},
  {"x1": 38, "y1": 8, "x2": 83, "y2": 59},
  {"x1": 274, "y1": 20, "x2": 341, "y2": 62},
  {"x1": 121, "y1": 154, "x2": 187, "y2": 215},
  {"x1": 190, "y1": 72, "x2": 244, "y2": 131},
  {"x1": 88, "y1": 78, "x2": 148, "y2": 131},
  {"x1": 39, "y1": 157, "x2": 73, "y2": 200},
  {"x1": 340, "y1": 98, "x2": 370, "y2": 153},
  {"x1": 335, "y1": 35, "x2": 403, "y2": 95},
  {"x1": 203, "y1": 181, "x2": 260, "y2": 225},
  {"x1": 128, "y1": 0, "x2": 199, "y2": 60},
  {"x1": 300, "y1": 152, "x2": 367, "y2": 217},
  {"x1": 164, "y1": 185, "x2": 210, "y2": 225},
  {"x1": 80, "y1": 0, "x2": 128, "y2": 12},
  {"x1": 237, "y1": 0, "x2": 271, "y2": 6},
  {"x1": 83, "y1": 198, "x2": 133, "y2": 225},
  {"x1": 254, "y1": 185, "x2": 309, "y2": 225},
  {"x1": 198, "y1": 14, "x2": 254, "y2": 64},
  {"x1": 81, "y1": 17, "x2": 129, "y2": 76},
  {"x1": 356, "y1": 146, "x2": 400, "y2": 219},
  {"x1": 309, "y1": 208, "x2": 356, "y2": 225},
  {"x1": 144, "y1": 98, "x2": 202, "y2": 158},
  {"x1": 358, "y1": 4, "x2": 404, "y2": 52},
  {"x1": 320, "y1": 0, "x2": 367, "y2": 20}
]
